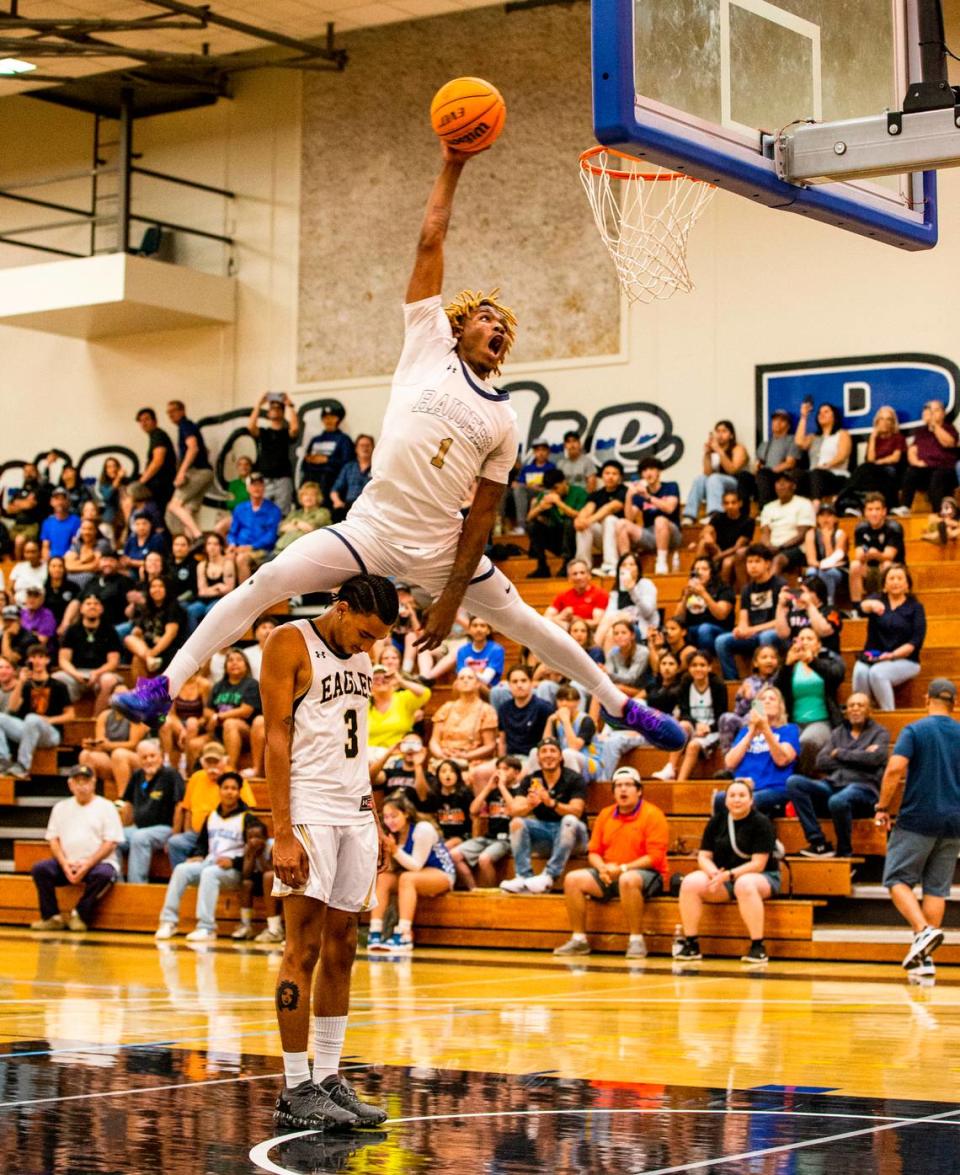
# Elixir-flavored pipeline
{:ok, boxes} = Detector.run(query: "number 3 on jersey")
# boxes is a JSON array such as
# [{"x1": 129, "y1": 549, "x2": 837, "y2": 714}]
[
  {"x1": 431, "y1": 437, "x2": 454, "y2": 469},
  {"x1": 344, "y1": 710, "x2": 359, "y2": 758}
]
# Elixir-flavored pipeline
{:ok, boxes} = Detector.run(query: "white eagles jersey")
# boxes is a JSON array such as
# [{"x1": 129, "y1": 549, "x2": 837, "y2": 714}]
[
  {"x1": 348, "y1": 295, "x2": 519, "y2": 551},
  {"x1": 288, "y1": 619, "x2": 374, "y2": 825}
]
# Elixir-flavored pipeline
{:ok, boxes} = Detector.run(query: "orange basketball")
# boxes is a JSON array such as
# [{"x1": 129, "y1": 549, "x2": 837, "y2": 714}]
[{"x1": 430, "y1": 77, "x2": 506, "y2": 153}]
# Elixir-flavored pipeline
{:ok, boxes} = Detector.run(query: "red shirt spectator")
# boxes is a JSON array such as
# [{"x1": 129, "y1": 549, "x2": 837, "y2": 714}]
[
  {"x1": 912, "y1": 421, "x2": 958, "y2": 469},
  {"x1": 549, "y1": 583, "x2": 609, "y2": 621}
]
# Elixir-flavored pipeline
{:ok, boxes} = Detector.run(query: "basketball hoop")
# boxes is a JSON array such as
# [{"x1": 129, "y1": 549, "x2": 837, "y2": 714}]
[{"x1": 579, "y1": 147, "x2": 716, "y2": 304}]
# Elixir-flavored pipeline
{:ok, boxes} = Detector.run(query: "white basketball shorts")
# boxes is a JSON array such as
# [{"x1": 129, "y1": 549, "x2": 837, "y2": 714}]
[{"x1": 272, "y1": 821, "x2": 379, "y2": 913}]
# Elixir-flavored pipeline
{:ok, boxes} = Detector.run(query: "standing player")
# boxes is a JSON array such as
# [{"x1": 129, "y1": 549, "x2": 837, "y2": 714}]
[
  {"x1": 116, "y1": 142, "x2": 685, "y2": 754},
  {"x1": 263, "y1": 573, "x2": 397, "y2": 1130}
]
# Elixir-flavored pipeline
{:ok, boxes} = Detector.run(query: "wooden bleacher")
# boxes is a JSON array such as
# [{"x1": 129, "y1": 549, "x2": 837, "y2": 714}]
[{"x1": 1, "y1": 505, "x2": 959, "y2": 963}]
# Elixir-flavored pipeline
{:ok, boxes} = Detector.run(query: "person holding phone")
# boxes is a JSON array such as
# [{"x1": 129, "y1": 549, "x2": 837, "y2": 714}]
[
  {"x1": 248, "y1": 391, "x2": 300, "y2": 514},
  {"x1": 716, "y1": 685, "x2": 799, "y2": 816}
]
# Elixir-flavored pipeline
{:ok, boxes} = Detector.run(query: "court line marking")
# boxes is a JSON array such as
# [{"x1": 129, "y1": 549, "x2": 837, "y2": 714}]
[
  {"x1": 248, "y1": 1107, "x2": 960, "y2": 1175},
  {"x1": 630, "y1": 1104, "x2": 960, "y2": 1174},
  {"x1": 0, "y1": 1062, "x2": 366, "y2": 1110},
  {"x1": 0, "y1": 1006, "x2": 493, "y2": 1061}
]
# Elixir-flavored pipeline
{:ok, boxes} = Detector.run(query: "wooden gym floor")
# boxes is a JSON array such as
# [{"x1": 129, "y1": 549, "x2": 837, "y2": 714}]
[{"x1": 1, "y1": 931, "x2": 959, "y2": 1173}]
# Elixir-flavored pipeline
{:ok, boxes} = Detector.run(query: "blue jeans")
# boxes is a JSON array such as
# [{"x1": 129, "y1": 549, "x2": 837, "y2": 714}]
[
  {"x1": 491, "y1": 681, "x2": 559, "y2": 712},
  {"x1": 511, "y1": 815, "x2": 588, "y2": 881},
  {"x1": 166, "y1": 829, "x2": 199, "y2": 869},
  {"x1": 786, "y1": 774, "x2": 878, "y2": 856},
  {"x1": 185, "y1": 599, "x2": 211, "y2": 634},
  {"x1": 118, "y1": 824, "x2": 173, "y2": 884},
  {"x1": 715, "y1": 630, "x2": 782, "y2": 681},
  {"x1": 0, "y1": 712, "x2": 61, "y2": 769},
  {"x1": 687, "y1": 621, "x2": 726, "y2": 655},
  {"x1": 685, "y1": 472, "x2": 738, "y2": 519},
  {"x1": 159, "y1": 859, "x2": 241, "y2": 932},
  {"x1": 713, "y1": 785, "x2": 788, "y2": 817},
  {"x1": 811, "y1": 567, "x2": 844, "y2": 607},
  {"x1": 598, "y1": 730, "x2": 646, "y2": 779}
]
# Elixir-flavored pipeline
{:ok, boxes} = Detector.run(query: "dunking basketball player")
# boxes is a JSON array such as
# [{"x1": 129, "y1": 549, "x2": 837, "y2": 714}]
[
  {"x1": 263, "y1": 573, "x2": 397, "y2": 1130},
  {"x1": 117, "y1": 142, "x2": 686, "y2": 754}
]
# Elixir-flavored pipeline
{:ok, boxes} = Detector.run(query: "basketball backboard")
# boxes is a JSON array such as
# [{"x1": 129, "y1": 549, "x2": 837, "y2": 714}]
[{"x1": 592, "y1": 0, "x2": 938, "y2": 248}]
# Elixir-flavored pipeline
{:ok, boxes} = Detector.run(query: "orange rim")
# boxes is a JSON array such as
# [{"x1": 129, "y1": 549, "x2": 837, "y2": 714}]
[{"x1": 579, "y1": 145, "x2": 714, "y2": 185}]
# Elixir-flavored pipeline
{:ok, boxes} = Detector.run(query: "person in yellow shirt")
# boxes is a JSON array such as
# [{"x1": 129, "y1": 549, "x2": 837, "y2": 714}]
[
  {"x1": 367, "y1": 663, "x2": 430, "y2": 774},
  {"x1": 167, "y1": 741, "x2": 256, "y2": 868}
]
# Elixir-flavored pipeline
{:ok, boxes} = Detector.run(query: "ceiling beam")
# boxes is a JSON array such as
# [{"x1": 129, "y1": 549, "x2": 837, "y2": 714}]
[{"x1": 138, "y1": 0, "x2": 346, "y2": 66}]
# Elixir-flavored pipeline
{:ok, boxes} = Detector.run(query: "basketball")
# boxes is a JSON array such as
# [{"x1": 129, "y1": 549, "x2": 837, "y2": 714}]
[{"x1": 430, "y1": 77, "x2": 506, "y2": 153}]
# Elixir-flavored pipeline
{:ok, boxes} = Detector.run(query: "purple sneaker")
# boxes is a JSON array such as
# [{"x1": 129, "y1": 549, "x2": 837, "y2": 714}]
[
  {"x1": 114, "y1": 675, "x2": 173, "y2": 724},
  {"x1": 603, "y1": 699, "x2": 687, "y2": 751}
]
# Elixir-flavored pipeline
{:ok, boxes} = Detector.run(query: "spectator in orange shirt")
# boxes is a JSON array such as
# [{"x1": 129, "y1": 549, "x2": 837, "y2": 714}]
[
  {"x1": 544, "y1": 559, "x2": 609, "y2": 633},
  {"x1": 553, "y1": 766, "x2": 668, "y2": 959}
]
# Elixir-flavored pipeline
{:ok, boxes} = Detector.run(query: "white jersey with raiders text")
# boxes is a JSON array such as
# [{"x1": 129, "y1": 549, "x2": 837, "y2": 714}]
[
  {"x1": 347, "y1": 295, "x2": 519, "y2": 551},
  {"x1": 288, "y1": 619, "x2": 374, "y2": 826}
]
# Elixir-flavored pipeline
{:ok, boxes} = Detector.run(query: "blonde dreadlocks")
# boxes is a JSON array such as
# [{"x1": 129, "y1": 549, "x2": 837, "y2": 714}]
[{"x1": 444, "y1": 288, "x2": 518, "y2": 375}]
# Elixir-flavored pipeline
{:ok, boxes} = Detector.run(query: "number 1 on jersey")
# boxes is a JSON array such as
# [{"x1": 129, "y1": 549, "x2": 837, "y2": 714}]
[
  {"x1": 431, "y1": 437, "x2": 454, "y2": 469},
  {"x1": 344, "y1": 710, "x2": 358, "y2": 759}
]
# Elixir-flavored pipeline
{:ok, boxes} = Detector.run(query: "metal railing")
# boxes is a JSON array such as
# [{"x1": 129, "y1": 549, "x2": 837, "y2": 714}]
[{"x1": 0, "y1": 91, "x2": 235, "y2": 270}]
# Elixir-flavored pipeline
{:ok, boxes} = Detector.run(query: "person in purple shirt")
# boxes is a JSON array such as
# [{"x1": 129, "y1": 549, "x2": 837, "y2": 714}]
[
  {"x1": 20, "y1": 586, "x2": 59, "y2": 655},
  {"x1": 39, "y1": 488, "x2": 80, "y2": 561},
  {"x1": 900, "y1": 399, "x2": 959, "y2": 512},
  {"x1": 226, "y1": 472, "x2": 282, "y2": 581}
]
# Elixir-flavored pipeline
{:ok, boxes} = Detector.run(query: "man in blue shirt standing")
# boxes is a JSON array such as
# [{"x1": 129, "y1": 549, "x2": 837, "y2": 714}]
[
  {"x1": 226, "y1": 473, "x2": 282, "y2": 582},
  {"x1": 876, "y1": 677, "x2": 960, "y2": 978}
]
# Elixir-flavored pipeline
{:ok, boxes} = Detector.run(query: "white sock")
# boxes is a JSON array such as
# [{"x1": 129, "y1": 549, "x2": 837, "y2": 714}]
[
  {"x1": 267, "y1": 915, "x2": 282, "y2": 934},
  {"x1": 312, "y1": 1015, "x2": 347, "y2": 1084},
  {"x1": 240, "y1": 908, "x2": 252, "y2": 925},
  {"x1": 572, "y1": 932, "x2": 587, "y2": 943},
  {"x1": 369, "y1": 918, "x2": 384, "y2": 934},
  {"x1": 629, "y1": 934, "x2": 644, "y2": 944},
  {"x1": 396, "y1": 918, "x2": 412, "y2": 937},
  {"x1": 282, "y1": 1050, "x2": 310, "y2": 1089}
]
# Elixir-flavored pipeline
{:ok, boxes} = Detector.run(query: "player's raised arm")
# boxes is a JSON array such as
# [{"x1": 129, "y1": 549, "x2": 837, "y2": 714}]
[
  {"x1": 405, "y1": 143, "x2": 473, "y2": 305},
  {"x1": 261, "y1": 625, "x2": 312, "y2": 888}
]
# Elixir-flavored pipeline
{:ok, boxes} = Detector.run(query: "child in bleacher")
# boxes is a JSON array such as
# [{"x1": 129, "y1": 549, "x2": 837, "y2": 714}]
[{"x1": 231, "y1": 816, "x2": 283, "y2": 943}]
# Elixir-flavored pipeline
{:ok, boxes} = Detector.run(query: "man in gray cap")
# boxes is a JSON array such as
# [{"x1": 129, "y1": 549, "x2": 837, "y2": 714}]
[{"x1": 876, "y1": 677, "x2": 960, "y2": 977}]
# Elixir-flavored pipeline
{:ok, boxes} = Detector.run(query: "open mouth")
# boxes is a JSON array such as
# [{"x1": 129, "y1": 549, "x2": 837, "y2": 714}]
[{"x1": 488, "y1": 335, "x2": 503, "y2": 356}]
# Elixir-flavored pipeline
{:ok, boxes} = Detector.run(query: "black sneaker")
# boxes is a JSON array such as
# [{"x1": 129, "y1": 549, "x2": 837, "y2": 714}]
[
  {"x1": 741, "y1": 941, "x2": 769, "y2": 965},
  {"x1": 673, "y1": 938, "x2": 702, "y2": 961},
  {"x1": 799, "y1": 841, "x2": 836, "y2": 858},
  {"x1": 274, "y1": 1078, "x2": 360, "y2": 1130},
  {"x1": 318, "y1": 1074, "x2": 388, "y2": 1126}
]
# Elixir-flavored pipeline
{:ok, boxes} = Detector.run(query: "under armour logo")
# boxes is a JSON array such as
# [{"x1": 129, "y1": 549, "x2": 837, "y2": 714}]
[{"x1": 314, "y1": 649, "x2": 325, "y2": 660}]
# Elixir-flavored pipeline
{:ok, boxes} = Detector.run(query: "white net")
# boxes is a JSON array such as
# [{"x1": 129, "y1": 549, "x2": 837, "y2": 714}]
[{"x1": 579, "y1": 147, "x2": 716, "y2": 304}]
